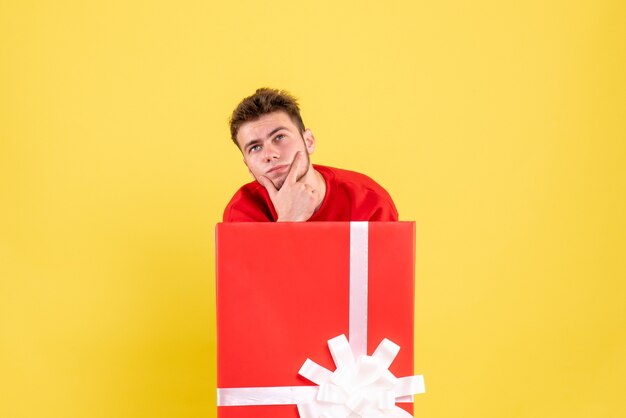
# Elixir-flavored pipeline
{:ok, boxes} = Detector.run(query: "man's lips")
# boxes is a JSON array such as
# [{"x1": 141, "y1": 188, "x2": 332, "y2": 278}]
[{"x1": 266, "y1": 164, "x2": 289, "y2": 175}]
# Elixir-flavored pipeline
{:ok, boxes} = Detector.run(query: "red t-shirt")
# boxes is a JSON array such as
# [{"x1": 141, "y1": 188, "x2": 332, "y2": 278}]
[{"x1": 223, "y1": 165, "x2": 398, "y2": 222}]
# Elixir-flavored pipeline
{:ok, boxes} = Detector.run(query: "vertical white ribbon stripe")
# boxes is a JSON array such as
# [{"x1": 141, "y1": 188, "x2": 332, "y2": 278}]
[{"x1": 349, "y1": 221, "x2": 369, "y2": 359}]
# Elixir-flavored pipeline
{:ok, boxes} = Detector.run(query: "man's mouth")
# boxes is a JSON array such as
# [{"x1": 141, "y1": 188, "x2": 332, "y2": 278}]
[{"x1": 266, "y1": 164, "x2": 289, "y2": 175}]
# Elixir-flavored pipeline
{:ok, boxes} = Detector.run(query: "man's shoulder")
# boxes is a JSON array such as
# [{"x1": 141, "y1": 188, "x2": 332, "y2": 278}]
[
  {"x1": 223, "y1": 180, "x2": 274, "y2": 222},
  {"x1": 311, "y1": 164, "x2": 398, "y2": 221},
  {"x1": 225, "y1": 180, "x2": 266, "y2": 207},
  {"x1": 233, "y1": 179, "x2": 265, "y2": 196},
  {"x1": 314, "y1": 164, "x2": 389, "y2": 193}
]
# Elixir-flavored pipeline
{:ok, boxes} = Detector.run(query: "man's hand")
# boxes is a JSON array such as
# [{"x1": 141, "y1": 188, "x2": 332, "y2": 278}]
[{"x1": 257, "y1": 152, "x2": 320, "y2": 222}]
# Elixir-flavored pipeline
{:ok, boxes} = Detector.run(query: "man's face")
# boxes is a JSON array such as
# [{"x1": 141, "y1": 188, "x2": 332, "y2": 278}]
[{"x1": 236, "y1": 111, "x2": 315, "y2": 190}]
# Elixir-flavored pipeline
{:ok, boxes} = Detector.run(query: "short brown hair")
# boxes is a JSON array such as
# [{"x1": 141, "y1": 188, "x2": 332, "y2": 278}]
[{"x1": 229, "y1": 88, "x2": 305, "y2": 146}]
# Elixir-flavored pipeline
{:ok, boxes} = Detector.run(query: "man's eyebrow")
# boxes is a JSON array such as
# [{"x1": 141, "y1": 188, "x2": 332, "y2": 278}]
[
  {"x1": 243, "y1": 139, "x2": 261, "y2": 151},
  {"x1": 267, "y1": 126, "x2": 288, "y2": 138},
  {"x1": 243, "y1": 127, "x2": 288, "y2": 150}
]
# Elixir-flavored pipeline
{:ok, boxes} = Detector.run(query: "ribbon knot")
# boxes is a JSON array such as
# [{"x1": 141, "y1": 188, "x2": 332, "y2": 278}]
[{"x1": 298, "y1": 335, "x2": 425, "y2": 418}]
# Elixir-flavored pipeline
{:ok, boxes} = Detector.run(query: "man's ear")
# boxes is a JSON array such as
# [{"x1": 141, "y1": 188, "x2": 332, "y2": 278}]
[{"x1": 303, "y1": 128, "x2": 316, "y2": 154}]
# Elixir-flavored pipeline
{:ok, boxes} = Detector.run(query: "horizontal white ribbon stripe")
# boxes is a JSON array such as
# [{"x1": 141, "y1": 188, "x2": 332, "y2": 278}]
[
  {"x1": 217, "y1": 386, "x2": 318, "y2": 406},
  {"x1": 217, "y1": 386, "x2": 415, "y2": 406}
]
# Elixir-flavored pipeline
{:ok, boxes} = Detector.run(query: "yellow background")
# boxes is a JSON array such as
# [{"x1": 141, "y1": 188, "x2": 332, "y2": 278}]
[{"x1": 1, "y1": 1, "x2": 625, "y2": 417}]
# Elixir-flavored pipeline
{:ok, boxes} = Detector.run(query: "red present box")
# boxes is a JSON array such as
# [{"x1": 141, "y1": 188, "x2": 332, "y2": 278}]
[{"x1": 216, "y1": 222, "x2": 423, "y2": 418}]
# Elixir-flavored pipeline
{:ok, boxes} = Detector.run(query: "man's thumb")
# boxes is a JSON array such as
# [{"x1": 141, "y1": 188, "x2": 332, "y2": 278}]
[{"x1": 258, "y1": 176, "x2": 277, "y2": 196}]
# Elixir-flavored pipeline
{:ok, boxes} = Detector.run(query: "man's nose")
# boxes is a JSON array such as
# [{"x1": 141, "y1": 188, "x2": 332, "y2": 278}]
[{"x1": 263, "y1": 143, "x2": 279, "y2": 162}]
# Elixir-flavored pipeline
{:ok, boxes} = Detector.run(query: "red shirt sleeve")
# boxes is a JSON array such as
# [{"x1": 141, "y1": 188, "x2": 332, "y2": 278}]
[
  {"x1": 361, "y1": 190, "x2": 399, "y2": 221},
  {"x1": 223, "y1": 185, "x2": 276, "y2": 222}
]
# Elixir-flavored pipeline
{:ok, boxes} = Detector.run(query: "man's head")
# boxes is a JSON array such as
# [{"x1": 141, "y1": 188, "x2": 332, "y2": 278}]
[
  {"x1": 229, "y1": 88, "x2": 305, "y2": 146},
  {"x1": 229, "y1": 88, "x2": 316, "y2": 190}
]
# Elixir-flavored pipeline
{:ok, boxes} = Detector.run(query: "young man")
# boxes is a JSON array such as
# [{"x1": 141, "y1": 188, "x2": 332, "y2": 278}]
[{"x1": 223, "y1": 88, "x2": 398, "y2": 222}]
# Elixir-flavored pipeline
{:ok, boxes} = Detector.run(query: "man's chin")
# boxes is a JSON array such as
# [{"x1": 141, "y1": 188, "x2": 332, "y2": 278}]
[
  {"x1": 273, "y1": 178, "x2": 287, "y2": 190},
  {"x1": 262, "y1": 175, "x2": 285, "y2": 190}
]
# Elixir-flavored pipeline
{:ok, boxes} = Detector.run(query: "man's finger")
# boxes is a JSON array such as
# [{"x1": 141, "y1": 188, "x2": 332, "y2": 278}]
[
  {"x1": 286, "y1": 151, "x2": 303, "y2": 184},
  {"x1": 257, "y1": 175, "x2": 278, "y2": 198}
]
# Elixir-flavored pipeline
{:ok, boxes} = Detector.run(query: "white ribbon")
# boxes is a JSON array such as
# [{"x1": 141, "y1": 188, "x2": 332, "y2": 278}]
[
  {"x1": 218, "y1": 386, "x2": 318, "y2": 406},
  {"x1": 297, "y1": 334, "x2": 425, "y2": 418},
  {"x1": 216, "y1": 222, "x2": 426, "y2": 415},
  {"x1": 349, "y1": 222, "x2": 369, "y2": 359}
]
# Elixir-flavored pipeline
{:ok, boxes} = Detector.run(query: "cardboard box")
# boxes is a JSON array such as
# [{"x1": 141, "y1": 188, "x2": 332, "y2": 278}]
[{"x1": 216, "y1": 222, "x2": 418, "y2": 418}]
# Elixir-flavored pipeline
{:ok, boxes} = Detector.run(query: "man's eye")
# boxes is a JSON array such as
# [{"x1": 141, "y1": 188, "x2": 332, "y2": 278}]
[
  {"x1": 275, "y1": 134, "x2": 285, "y2": 141},
  {"x1": 249, "y1": 145, "x2": 261, "y2": 153}
]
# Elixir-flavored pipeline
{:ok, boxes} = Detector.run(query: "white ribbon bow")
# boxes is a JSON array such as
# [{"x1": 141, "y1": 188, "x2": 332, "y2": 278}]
[{"x1": 298, "y1": 334, "x2": 425, "y2": 418}]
